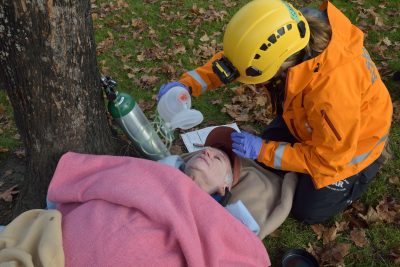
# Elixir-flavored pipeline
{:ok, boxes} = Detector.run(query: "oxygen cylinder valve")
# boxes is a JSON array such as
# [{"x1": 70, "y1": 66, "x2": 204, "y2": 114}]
[{"x1": 101, "y1": 76, "x2": 118, "y2": 101}]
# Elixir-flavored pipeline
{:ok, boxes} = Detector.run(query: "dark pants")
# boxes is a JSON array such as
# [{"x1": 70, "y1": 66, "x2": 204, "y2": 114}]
[{"x1": 261, "y1": 116, "x2": 381, "y2": 224}]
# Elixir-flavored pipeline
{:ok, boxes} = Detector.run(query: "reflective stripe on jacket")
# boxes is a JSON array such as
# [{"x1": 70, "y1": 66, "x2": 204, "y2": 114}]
[
  {"x1": 179, "y1": 52, "x2": 224, "y2": 96},
  {"x1": 179, "y1": 1, "x2": 393, "y2": 189}
]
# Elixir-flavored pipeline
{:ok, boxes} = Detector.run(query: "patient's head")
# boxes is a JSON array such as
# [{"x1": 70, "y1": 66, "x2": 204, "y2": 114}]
[{"x1": 184, "y1": 147, "x2": 233, "y2": 195}]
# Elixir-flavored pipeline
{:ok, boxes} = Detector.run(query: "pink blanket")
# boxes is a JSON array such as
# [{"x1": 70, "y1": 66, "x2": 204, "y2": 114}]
[{"x1": 48, "y1": 152, "x2": 270, "y2": 267}]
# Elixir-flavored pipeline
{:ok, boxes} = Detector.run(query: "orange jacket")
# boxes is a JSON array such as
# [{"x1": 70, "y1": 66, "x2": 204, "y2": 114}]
[{"x1": 179, "y1": 2, "x2": 393, "y2": 189}]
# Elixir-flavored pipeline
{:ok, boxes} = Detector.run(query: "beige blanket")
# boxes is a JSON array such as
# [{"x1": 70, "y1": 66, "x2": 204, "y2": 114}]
[
  {"x1": 183, "y1": 153, "x2": 297, "y2": 239},
  {"x1": 0, "y1": 209, "x2": 64, "y2": 267}
]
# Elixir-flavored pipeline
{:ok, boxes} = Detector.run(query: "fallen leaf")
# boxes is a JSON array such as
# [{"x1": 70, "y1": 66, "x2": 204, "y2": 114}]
[
  {"x1": 235, "y1": 113, "x2": 251, "y2": 122},
  {"x1": 335, "y1": 221, "x2": 349, "y2": 232},
  {"x1": 382, "y1": 37, "x2": 392, "y2": 46},
  {"x1": 320, "y1": 243, "x2": 351, "y2": 265},
  {"x1": 96, "y1": 37, "x2": 114, "y2": 54},
  {"x1": 14, "y1": 149, "x2": 26, "y2": 158},
  {"x1": 352, "y1": 201, "x2": 367, "y2": 213},
  {"x1": 120, "y1": 54, "x2": 132, "y2": 63},
  {"x1": 376, "y1": 197, "x2": 398, "y2": 224},
  {"x1": 389, "y1": 247, "x2": 400, "y2": 265},
  {"x1": 374, "y1": 16, "x2": 384, "y2": 27},
  {"x1": 138, "y1": 99, "x2": 155, "y2": 112},
  {"x1": 323, "y1": 226, "x2": 338, "y2": 245},
  {"x1": 200, "y1": 33, "x2": 210, "y2": 42},
  {"x1": 311, "y1": 224, "x2": 339, "y2": 245},
  {"x1": 149, "y1": 27, "x2": 156, "y2": 36},
  {"x1": 344, "y1": 211, "x2": 369, "y2": 228},
  {"x1": 350, "y1": 229, "x2": 369, "y2": 247},
  {"x1": 239, "y1": 124, "x2": 259, "y2": 134},
  {"x1": 136, "y1": 53, "x2": 145, "y2": 62},
  {"x1": 0, "y1": 185, "x2": 19, "y2": 202},
  {"x1": 358, "y1": 206, "x2": 380, "y2": 224},
  {"x1": 255, "y1": 96, "x2": 267, "y2": 106},
  {"x1": 161, "y1": 63, "x2": 175, "y2": 75},
  {"x1": 107, "y1": 31, "x2": 114, "y2": 39},
  {"x1": 131, "y1": 18, "x2": 145, "y2": 29},
  {"x1": 393, "y1": 101, "x2": 400, "y2": 123},
  {"x1": 223, "y1": 0, "x2": 237, "y2": 7},
  {"x1": 117, "y1": 0, "x2": 129, "y2": 8},
  {"x1": 91, "y1": 13, "x2": 98, "y2": 20},
  {"x1": 170, "y1": 144, "x2": 184, "y2": 155},
  {"x1": 389, "y1": 176, "x2": 400, "y2": 185},
  {"x1": 311, "y1": 224, "x2": 324, "y2": 240},
  {"x1": 174, "y1": 43, "x2": 186, "y2": 55},
  {"x1": 139, "y1": 75, "x2": 159, "y2": 86},
  {"x1": 306, "y1": 242, "x2": 321, "y2": 262},
  {"x1": 0, "y1": 147, "x2": 9, "y2": 153}
]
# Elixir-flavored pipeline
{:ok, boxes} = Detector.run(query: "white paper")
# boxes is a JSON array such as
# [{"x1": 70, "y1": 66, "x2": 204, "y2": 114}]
[
  {"x1": 180, "y1": 123, "x2": 240, "y2": 153},
  {"x1": 225, "y1": 200, "x2": 260, "y2": 235}
]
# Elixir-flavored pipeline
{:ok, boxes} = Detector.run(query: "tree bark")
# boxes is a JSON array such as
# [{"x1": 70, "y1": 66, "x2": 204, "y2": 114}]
[{"x1": 0, "y1": 0, "x2": 120, "y2": 216}]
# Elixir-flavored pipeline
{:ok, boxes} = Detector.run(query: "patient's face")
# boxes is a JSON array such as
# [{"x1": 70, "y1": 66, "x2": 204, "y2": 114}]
[{"x1": 185, "y1": 147, "x2": 231, "y2": 195}]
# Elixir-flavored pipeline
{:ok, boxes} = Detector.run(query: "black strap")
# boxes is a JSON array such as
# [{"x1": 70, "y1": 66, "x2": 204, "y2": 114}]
[{"x1": 219, "y1": 188, "x2": 232, "y2": 207}]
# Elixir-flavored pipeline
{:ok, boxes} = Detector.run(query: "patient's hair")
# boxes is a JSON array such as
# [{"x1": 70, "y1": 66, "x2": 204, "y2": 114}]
[
  {"x1": 214, "y1": 148, "x2": 233, "y2": 188},
  {"x1": 224, "y1": 167, "x2": 233, "y2": 188}
]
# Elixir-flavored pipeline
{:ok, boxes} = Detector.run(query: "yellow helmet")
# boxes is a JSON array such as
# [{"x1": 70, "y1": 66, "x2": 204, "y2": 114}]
[{"x1": 223, "y1": 0, "x2": 310, "y2": 84}]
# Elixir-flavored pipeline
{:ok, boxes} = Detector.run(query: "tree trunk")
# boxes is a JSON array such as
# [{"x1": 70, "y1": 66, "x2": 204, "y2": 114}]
[{"x1": 0, "y1": 0, "x2": 120, "y2": 216}]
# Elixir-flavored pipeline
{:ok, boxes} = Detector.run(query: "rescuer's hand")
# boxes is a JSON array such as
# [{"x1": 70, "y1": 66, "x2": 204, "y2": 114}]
[
  {"x1": 231, "y1": 131, "x2": 263, "y2": 160},
  {"x1": 157, "y1": 82, "x2": 190, "y2": 102}
]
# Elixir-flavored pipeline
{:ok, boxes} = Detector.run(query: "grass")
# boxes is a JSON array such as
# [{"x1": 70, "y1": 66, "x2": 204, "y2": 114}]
[
  {"x1": 1, "y1": 0, "x2": 399, "y2": 265},
  {"x1": 0, "y1": 92, "x2": 20, "y2": 161}
]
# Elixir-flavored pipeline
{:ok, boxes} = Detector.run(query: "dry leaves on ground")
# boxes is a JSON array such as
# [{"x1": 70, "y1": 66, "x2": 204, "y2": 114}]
[
  {"x1": 0, "y1": 185, "x2": 19, "y2": 202},
  {"x1": 0, "y1": 147, "x2": 9, "y2": 153},
  {"x1": 311, "y1": 221, "x2": 349, "y2": 245},
  {"x1": 349, "y1": 229, "x2": 369, "y2": 247},
  {"x1": 14, "y1": 149, "x2": 26, "y2": 158},
  {"x1": 389, "y1": 247, "x2": 400, "y2": 265},
  {"x1": 307, "y1": 242, "x2": 351, "y2": 266},
  {"x1": 393, "y1": 101, "x2": 400, "y2": 123},
  {"x1": 320, "y1": 243, "x2": 351, "y2": 266},
  {"x1": 221, "y1": 84, "x2": 274, "y2": 126},
  {"x1": 342, "y1": 198, "x2": 400, "y2": 228},
  {"x1": 308, "y1": 197, "x2": 400, "y2": 265},
  {"x1": 389, "y1": 176, "x2": 400, "y2": 186}
]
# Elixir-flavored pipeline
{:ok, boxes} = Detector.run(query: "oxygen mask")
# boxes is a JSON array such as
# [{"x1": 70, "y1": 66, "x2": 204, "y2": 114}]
[{"x1": 153, "y1": 86, "x2": 203, "y2": 149}]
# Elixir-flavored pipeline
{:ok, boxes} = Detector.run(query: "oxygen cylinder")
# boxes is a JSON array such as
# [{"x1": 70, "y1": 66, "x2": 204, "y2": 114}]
[{"x1": 102, "y1": 76, "x2": 170, "y2": 160}]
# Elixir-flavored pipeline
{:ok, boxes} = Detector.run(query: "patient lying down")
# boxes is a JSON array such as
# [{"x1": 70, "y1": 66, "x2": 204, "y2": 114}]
[
  {"x1": 158, "y1": 127, "x2": 260, "y2": 234},
  {"x1": 159, "y1": 147, "x2": 259, "y2": 234}
]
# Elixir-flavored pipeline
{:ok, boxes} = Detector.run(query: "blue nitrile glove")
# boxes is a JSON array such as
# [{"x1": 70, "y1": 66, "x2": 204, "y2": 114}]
[
  {"x1": 231, "y1": 131, "x2": 263, "y2": 160},
  {"x1": 157, "y1": 81, "x2": 189, "y2": 101}
]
